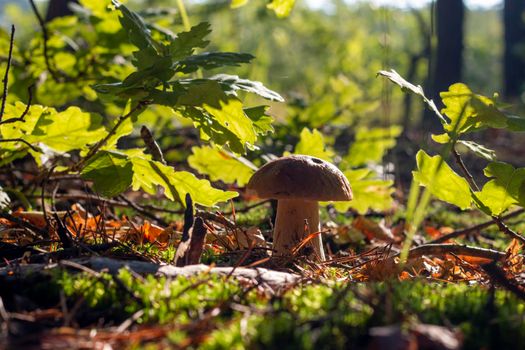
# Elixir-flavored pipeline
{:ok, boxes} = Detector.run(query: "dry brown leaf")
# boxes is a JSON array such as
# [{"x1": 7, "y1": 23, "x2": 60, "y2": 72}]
[{"x1": 353, "y1": 216, "x2": 394, "y2": 242}]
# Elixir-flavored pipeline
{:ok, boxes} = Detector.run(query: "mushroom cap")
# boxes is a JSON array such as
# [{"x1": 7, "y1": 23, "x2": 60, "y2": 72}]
[{"x1": 247, "y1": 155, "x2": 353, "y2": 201}]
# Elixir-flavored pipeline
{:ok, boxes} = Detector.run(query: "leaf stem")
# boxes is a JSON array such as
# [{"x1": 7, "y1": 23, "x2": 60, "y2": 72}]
[
  {"x1": 452, "y1": 147, "x2": 525, "y2": 244},
  {"x1": 176, "y1": 0, "x2": 191, "y2": 31},
  {"x1": 429, "y1": 208, "x2": 525, "y2": 243}
]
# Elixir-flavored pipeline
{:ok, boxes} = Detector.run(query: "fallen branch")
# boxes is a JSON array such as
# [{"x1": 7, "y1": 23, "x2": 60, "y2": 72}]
[
  {"x1": 387, "y1": 243, "x2": 506, "y2": 263},
  {"x1": 0, "y1": 257, "x2": 300, "y2": 289},
  {"x1": 429, "y1": 209, "x2": 525, "y2": 244}
]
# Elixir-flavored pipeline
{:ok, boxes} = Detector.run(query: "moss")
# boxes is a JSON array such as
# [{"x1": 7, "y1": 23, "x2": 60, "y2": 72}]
[{"x1": 50, "y1": 270, "x2": 525, "y2": 349}]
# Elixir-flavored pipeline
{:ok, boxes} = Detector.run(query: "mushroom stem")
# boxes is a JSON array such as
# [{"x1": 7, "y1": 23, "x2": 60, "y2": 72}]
[{"x1": 273, "y1": 199, "x2": 325, "y2": 261}]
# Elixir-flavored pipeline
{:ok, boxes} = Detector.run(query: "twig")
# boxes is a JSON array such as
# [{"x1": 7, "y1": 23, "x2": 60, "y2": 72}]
[
  {"x1": 28, "y1": 0, "x2": 61, "y2": 82},
  {"x1": 174, "y1": 194, "x2": 194, "y2": 266},
  {"x1": 53, "y1": 212, "x2": 73, "y2": 249},
  {"x1": 388, "y1": 243, "x2": 506, "y2": 262},
  {"x1": 0, "y1": 84, "x2": 34, "y2": 125},
  {"x1": 186, "y1": 218, "x2": 207, "y2": 264},
  {"x1": 452, "y1": 148, "x2": 479, "y2": 191},
  {"x1": 222, "y1": 200, "x2": 271, "y2": 215},
  {"x1": 196, "y1": 210, "x2": 236, "y2": 230},
  {"x1": 452, "y1": 147, "x2": 525, "y2": 244},
  {"x1": 140, "y1": 125, "x2": 166, "y2": 164},
  {"x1": 75, "y1": 102, "x2": 149, "y2": 171},
  {"x1": 2, "y1": 242, "x2": 117, "y2": 265},
  {"x1": 0, "y1": 138, "x2": 41, "y2": 152},
  {"x1": 429, "y1": 208, "x2": 525, "y2": 244},
  {"x1": 0, "y1": 211, "x2": 48, "y2": 238},
  {"x1": 482, "y1": 262, "x2": 525, "y2": 302},
  {"x1": 118, "y1": 195, "x2": 168, "y2": 226},
  {"x1": 116, "y1": 309, "x2": 145, "y2": 333},
  {"x1": 0, "y1": 25, "x2": 14, "y2": 122}
]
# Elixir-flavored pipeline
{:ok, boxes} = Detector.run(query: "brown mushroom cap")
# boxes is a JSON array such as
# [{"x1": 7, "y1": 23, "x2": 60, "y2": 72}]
[{"x1": 247, "y1": 155, "x2": 353, "y2": 201}]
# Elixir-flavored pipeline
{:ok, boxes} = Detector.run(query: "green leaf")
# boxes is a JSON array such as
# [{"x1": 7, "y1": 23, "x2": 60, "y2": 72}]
[
  {"x1": 30, "y1": 107, "x2": 107, "y2": 152},
  {"x1": 267, "y1": 0, "x2": 296, "y2": 18},
  {"x1": 431, "y1": 133, "x2": 450, "y2": 144},
  {"x1": 378, "y1": 69, "x2": 425, "y2": 97},
  {"x1": 113, "y1": 1, "x2": 157, "y2": 51},
  {"x1": 1, "y1": 103, "x2": 49, "y2": 142},
  {"x1": 332, "y1": 169, "x2": 394, "y2": 214},
  {"x1": 81, "y1": 149, "x2": 237, "y2": 206},
  {"x1": 0, "y1": 186, "x2": 10, "y2": 210},
  {"x1": 175, "y1": 52, "x2": 254, "y2": 73},
  {"x1": 81, "y1": 150, "x2": 134, "y2": 197},
  {"x1": 129, "y1": 154, "x2": 237, "y2": 206},
  {"x1": 432, "y1": 133, "x2": 498, "y2": 161},
  {"x1": 292, "y1": 127, "x2": 334, "y2": 161},
  {"x1": 205, "y1": 74, "x2": 284, "y2": 102},
  {"x1": 169, "y1": 22, "x2": 211, "y2": 61},
  {"x1": 378, "y1": 70, "x2": 444, "y2": 124},
  {"x1": 244, "y1": 106, "x2": 274, "y2": 135},
  {"x1": 474, "y1": 162, "x2": 525, "y2": 215},
  {"x1": 505, "y1": 114, "x2": 525, "y2": 131},
  {"x1": 345, "y1": 126, "x2": 402, "y2": 166},
  {"x1": 181, "y1": 107, "x2": 246, "y2": 154},
  {"x1": 188, "y1": 146, "x2": 255, "y2": 187},
  {"x1": 412, "y1": 150, "x2": 471, "y2": 209},
  {"x1": 178, "y1": 81, "x2": 257, "y2": 151},
  {"x1": 1, "y1": 104, "x2": 106, "y2": 155},
  {"x1": 440, "y1": 83, "x2": 507, "y2": 135},
  {"x1": 101, "y1": 115, "x2": 134, "y2": 151},
  {"x1": 457, "y1": 140, "x2": 497, "y2": 161}
]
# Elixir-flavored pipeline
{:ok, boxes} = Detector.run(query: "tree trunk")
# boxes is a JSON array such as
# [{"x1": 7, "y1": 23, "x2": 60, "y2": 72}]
[
  {"x1": 45, "y1": 0, "x2": 78, "y2": 22},
  {"x1": 422, "y1": 0, "x2": 465, "y2": 133},
  {"x1": 503, "y1": 0, "x2": 525, "y2": 99}
]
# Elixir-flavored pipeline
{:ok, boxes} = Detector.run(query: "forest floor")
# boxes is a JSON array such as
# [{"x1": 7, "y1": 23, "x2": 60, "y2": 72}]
[{"x1": 2, "y1": 194, "x2": 525, "y2": 350}]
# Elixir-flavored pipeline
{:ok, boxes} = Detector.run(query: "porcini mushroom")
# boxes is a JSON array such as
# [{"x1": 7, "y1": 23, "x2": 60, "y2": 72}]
[{"x1": 247, "y1": 155, "x2": 352, "y2": 261}]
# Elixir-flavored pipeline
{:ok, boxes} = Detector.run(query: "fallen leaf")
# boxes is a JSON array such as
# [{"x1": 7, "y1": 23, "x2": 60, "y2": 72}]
[{"x1": 352, "y1": 216, "x2": 394, "y2": 242}]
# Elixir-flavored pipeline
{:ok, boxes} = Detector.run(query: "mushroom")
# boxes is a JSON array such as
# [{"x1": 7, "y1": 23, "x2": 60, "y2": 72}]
[{"x1": 247, "y1": 155, "x2": 352, "y2": 261}]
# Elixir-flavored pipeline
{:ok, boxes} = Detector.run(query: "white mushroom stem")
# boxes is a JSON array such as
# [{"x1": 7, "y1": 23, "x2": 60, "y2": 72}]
[{"x1": 273, "y1": 199, "x2": 325, "y2": 261}]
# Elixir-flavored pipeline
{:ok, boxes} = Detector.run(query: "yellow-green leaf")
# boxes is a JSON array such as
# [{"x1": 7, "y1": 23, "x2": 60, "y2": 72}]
[
  {"x1": 441, "y1": 83, "x2": 507, "y2": 135},
  {"x1": 474, "y1": 162, "x2": 525, "y2": 215},
  {"x1": 179, "y1": 81, "x2": 257, "y2": 151},
  {"x1": 345, "y1": 126, "x2": 402, "y2": 166},
  {"x1": 292, "y1": 127, "x2": 334, "y2": 161},
  {"x1": 267, "y1": 0, "x2": 295, "y2": 18},
  {"x1": 332, "y1": 169, "x2": 394, "y2": 214},
  {"x1": 188, "y1": 146, "x2": 255, "y2": 187},
  {"x1": 130, "y1": 153, "x2": 237, "y2": 206},
  {"x1": 412, "y1": 150, "x2": 471, "y2": 210},
  {"x1": 231, "y1": 0, "x2": 249, "y2": 8}
]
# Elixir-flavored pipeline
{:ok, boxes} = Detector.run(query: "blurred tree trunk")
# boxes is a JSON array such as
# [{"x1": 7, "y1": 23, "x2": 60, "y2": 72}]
[
  {"x1": 45, "y1": 0, "x2": 78, "y2": 22},
  {"x1": 422, "y1": 0, "x2": 464, "y2": 133},
  {"x1": 503, "y1": 0, "x2": 525, "y2": 99}
]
